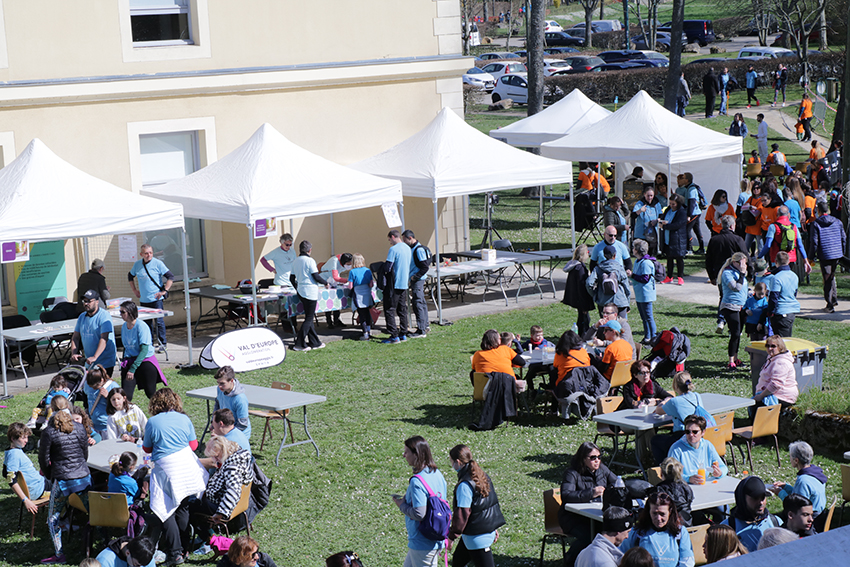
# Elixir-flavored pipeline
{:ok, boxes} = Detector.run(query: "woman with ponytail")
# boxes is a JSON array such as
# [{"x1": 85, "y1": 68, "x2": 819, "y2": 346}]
[
  {"x1": 38, "y1": 398, "x2": 91, "y2": 564},
  {"x1": 447, "y1": 445, "x2": 506, "y2": 567}
]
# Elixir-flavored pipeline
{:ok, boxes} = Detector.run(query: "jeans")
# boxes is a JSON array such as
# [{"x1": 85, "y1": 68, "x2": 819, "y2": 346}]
[
  {"x1": 821, "y1": 259, "x2": 839, "y2": 307},
  {"x1": 141, "y1": 298, "x2": 166, "y2": 345},
  {"x1": 744, "y1": 233, "x2": 762, "y2": 257},
  {"x1": 667, "y1": 255, "x2": 684, "y2": 278},
  {"x1": 410, "y1": 278, "x2": 429, "y2": 332},
  {"x1": 720, "y1": 89, "x2": 728, "y2": 115},
  {"x1": 384, "y1": 288, "x2": 409, "y2": 339},
  {"x1": 747, "y1": 87, "x2": 759, "y2": 105},
  {"x1": 636, "y1": 301, "x2": 656, "y2": 342},
  {"x1": 676, "y1": 96, "x2": 688, "y2": 117},
  {"x1": 686, "y1": 216, "x2": 705, "y2": 250},
  {"x1": 145, "y1": 498, "x2": 190, "y2": 559}
]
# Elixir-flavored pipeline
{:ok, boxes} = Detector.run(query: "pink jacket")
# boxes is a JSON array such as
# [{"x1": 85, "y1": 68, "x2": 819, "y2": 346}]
[{"x1": 756, "y1": 350, "x2": 798, "y2": 403}]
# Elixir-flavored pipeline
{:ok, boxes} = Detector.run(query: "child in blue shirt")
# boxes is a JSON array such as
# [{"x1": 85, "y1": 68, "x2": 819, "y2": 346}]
[
  {"x1": 84, "y1": 364, "x2": 119, "y2": 437},
  {"x1": 26, "y1": 374, "x2": 70, "y2": 429},
  {"x1": 213, "y1": 366, "x2": 250, "y2": 439},
  {"x1": 745, "y1": 282, "x2": 769, "y2": 341},
  {"x1": 4, "y1": 422, "x2": 51, "y2": 514},
  {"x1": 108, "y1": 452, "x2": 141, "y2": 505}
]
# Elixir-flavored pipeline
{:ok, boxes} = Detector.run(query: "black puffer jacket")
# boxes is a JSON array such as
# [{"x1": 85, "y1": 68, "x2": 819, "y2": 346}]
[
  {"x1": 558, "y1": 463, "x2": 618, "y2": 532},
  {"x1": 38, "y1": 419, "x2": 89, "y2": 481}
]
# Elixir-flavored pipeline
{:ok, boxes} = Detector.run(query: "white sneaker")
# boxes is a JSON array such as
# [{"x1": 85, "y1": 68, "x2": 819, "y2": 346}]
[
  {"x1": 26, "y1": 417, "x2": 38, "y2": 429},
  {"x1": 716, "y1": 321, "x2": 725, "y2": 334},
  {"x1": 154, "y1": 550, "x2": 167, "y2": 564},
  {"x1": 782, "y1": 102, "x2": 786, "y2": 107}
]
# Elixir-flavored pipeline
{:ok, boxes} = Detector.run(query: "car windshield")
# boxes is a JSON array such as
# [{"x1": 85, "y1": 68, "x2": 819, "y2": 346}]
[{"x1": 467, "y1": 67, "x2": 485, "y2": 74}]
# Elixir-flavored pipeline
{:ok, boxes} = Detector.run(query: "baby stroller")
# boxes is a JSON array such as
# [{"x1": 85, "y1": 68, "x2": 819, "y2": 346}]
[
  {"x1": 643, "y1": 327, "x2": 690, "y2": 379},
  {"x1": 31, "y1": 364, "x2": 87, "y2": 430}
]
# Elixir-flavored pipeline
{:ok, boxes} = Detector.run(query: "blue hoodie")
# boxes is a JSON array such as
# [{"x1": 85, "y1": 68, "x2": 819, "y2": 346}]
[
  {"x1": 214, "y1": 378, "x2": 251, "y2": 439},
  {"x1": 778, "y1": 465, "x2": 828, "y2": 514},
  {"x1": 620, "y1": 524, "x2": 694, "y2": 567}
]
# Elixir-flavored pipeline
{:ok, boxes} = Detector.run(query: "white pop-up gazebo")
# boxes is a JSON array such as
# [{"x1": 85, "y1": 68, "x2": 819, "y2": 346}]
[
  {"x1": 541, "y1": 90, "x2": 744, "y2": 206},
  {"x1": 0, "y1": 139, "x2": 187, "y2": 397},
  {"x1": 142, "y1": 123, "x2": 403, "y2": 323},
  {"x1": 352, "y1": 107, "x2": 573, "y2": 323}
]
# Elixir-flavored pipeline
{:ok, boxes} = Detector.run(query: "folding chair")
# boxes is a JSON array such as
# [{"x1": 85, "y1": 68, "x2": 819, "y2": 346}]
[
  {"x1": 84, "y1": 492, "x2": 129, "y2": 557},
  {"x1": 539, "y1": 488, "x2": 570, "y2": 567},
  {"x1": 745, "y1": 163, "x2": 761, "y2": 178},
  {"x1": 14, "y1": 472, "x2": 51, "y2": 538},
  {"x1": 818, "y1": 495, "x2": 837, "y2": 533},
  {"x1": 211, "y1": 483, "x2": 253, "y2": 538},
  {"x1": 839, "y1": 464, "x2": 850, "y2": 526},
  {"x1": 572, "y1": 192, "x2": 604, "y2": 246},
  {"x1": 687, "y1": 523, "x2": 709, "y2": 566},
  {"x1": 712, "y1": 411, "x2": 736, "y2": 472},
  {"x1": 249, "y1": 382, "x2": 295, "y2": 452},
  {"x1": 731, "y1": 404, "x2": 781, "y2": 473},
  {"x1": 607, "y1": 360, "x2": 633, "y2": 395},
  {"x1": 769, "y1": 164, "x2": 786, "y2": 179}
]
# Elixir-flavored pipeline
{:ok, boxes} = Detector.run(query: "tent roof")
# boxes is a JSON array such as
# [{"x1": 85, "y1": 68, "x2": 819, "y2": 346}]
[
  {"x1": 540, "y1": 90, "x2": 743, "y2": 163},
  {"x1": 351, "y1": 107, "x2": 572, "y2": 199},
  {"x1": 0, "y1": 139, "x2": 185, "y2": 243},
  {"x1": 141, "y1": 123, "x2": 403, "y2": 225},
  {"x1": 489, "y1": 89, "x2": 612, "y2": 147}
]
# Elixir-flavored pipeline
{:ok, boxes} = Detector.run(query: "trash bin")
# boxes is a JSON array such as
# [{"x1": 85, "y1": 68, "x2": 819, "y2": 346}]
[
  {"x1": 825, "y1": 78, "x2": 839, "y2": 102},
  {"x1": 745, "y1": 339, "x2": 828, "y2": 395}
]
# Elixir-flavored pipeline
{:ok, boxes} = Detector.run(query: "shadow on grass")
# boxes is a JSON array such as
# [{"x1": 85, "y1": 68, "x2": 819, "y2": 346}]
[{"x1": 522, "y1": 452, "x2": 571, "y2": 483}]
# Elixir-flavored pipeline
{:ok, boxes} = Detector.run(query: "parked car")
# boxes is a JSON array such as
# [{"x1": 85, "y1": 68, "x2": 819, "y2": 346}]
[
  {"x1": 491, "y1": 73, "x2": 528, "y2": 104},
  {"x1": 544, "y1": 20, "x2": 563, "y2": 33},
  {"x1": 543, "y1": 59, "x2": 574, "y2": 76},
  {"x1": 658, "y1": 20, "x2": 715, "y2": 46},
  {"x1": 631, "y1": 31, "x2": 686, "y2": 51},
  {"x1": 737, "y1": 46, "x2": 795, "y2": 59},
  {"x1": 772, "y1": 23, "x2": 830, "y2": 47},
  {"x1": 462, "y1": 67, "x2": 496, "y2": 91},
  {"x1": 552, "y1": 66, "x2": 602, "y2": 76},
  {"x1": 598, "y1": 50, "x2": 669, "y2": 65},
  {"x1": 595, "y1": 62, "x2": 649, "y2": 71},
  {"x1": 551, "y1": 55, "x2": 606, "y2": 74},
  {"x1": 543, "y1": 46, "x2": 579, "y2": 55},
  {"x1": 565, "y1": 23, "x2": 604, "y2": 36},
  {"x1": 477, "y1": 51, "x2": 522, "y2": 61},
  {"x1": 567, "y1": 19, "x2": 622, "y2": 33},
  {"x1": 479, "y1": 61, "x2": 528, "y2": 80},
  {"x1": 684, "y1": 57, "x2": 728, "y2": 66},
  {"x1": 544, "y1": 31, "x2": 585, "y2": 47}
]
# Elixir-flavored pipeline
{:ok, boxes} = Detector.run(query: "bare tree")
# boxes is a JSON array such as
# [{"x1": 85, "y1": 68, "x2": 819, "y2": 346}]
[
  {"x1": 766, "y1": 0, "x2": 827, "y2": 86},
  {"x1": 662, "y1": 0, "x2": 685, "y2": 112},
  {"x1": 579, "y1": 0, "x2": 600, "y2": 47},
  {"x1": 527, "y1": 0, "x2": 545, "y2": 115},
  {"x1": 750, "y1": 0, "x2": 773, "y2": 46},
  {"x1": 630, "y1": 0, "x2": 662, "y2": 50}
]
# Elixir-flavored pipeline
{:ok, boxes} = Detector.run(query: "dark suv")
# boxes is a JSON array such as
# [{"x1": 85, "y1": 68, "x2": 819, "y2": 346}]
[{"x1": 658, "y1": 20, "x2": 715, "y2": 46}]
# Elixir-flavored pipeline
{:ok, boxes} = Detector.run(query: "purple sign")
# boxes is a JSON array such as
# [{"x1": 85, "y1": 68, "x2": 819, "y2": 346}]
[
  {"x1": 255, "y1": 219, "x2": 267, "y2": 238},
  {"x1": 1, "y1": 241, "x2": 17, "y2": 263}
]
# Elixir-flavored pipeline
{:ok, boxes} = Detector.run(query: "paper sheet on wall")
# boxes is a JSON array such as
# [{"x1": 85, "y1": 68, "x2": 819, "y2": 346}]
[
  {"x1": 381, "y1": 202, "x2": 401, "y2": 228},
  {"x1": 119, "y1": 235, "x2": 138, "y2": 262}
]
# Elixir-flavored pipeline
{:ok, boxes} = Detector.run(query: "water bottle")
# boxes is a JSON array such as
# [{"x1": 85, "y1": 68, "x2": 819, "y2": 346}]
[
  {"x1": 572, "y1": 322, "x2": 579, "y2": 334},
  {"x1": 614, "y1": 476, "x2": 625, "y2": 488}
]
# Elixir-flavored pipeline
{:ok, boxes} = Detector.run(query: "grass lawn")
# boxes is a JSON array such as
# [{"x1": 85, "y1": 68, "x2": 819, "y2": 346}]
[{"x1": 2, "y1": 296, "x2": 848, "y2": 567}]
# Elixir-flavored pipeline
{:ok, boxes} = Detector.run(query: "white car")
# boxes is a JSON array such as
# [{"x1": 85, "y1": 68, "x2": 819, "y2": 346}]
[
  {"x1": 491, "y1": 73, "x2": 528, "y2": 105},
  {"x1": 462, "y1": 67, "x2": 496, "y2": 91},
  {"x1": 737, "y1": 46, "x2": 795, "y2": 59},
  {"x1": 543, "y1": 59, "x2": 572, "y2": 76},
  {"x1": 479, "y1": 61, "x2": 528, "y2": 81},
  {"x1": 544, "y1": 20, "x2": 563, "y2": 33}
]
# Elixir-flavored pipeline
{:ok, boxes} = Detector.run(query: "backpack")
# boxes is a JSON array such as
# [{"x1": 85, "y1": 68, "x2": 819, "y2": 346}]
[
  {"x1": 601, "y1": 269, "x2": 619, "y2": 296},
  {"x1": 693, "y1": 184, "x2": 707, "y2": 210},
  {"x1": 686, "y1": 395, "x2": 717, "y2": 427},
  {"x1": 650, "y1": 258, "x2": 666, "y2": 283},
  {"x1": 774, "y1": 221, "x2": 796, "y2": 252},
  {"x1": 412, "y1": 243, "x2": 432, "y2": 273},
  {"x1": 412, "y1": 474, "x2": 452, "y2": 541}
]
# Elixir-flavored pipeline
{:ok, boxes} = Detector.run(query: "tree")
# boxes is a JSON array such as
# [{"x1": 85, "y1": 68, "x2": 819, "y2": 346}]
[
  {"x1": 766, "y1": 0, "x2": 828, "y2": 86},
  {"x1": 662, "y1": 0, "x2": 685, "y2": 112},
  {"x1": 527, "y1": 0, "x2": 545, "y2": 116},
  {"x1": 579, "y1": 0, "x2": 600, "y2": 47},
  {"x1": 630, "y1": 0, "x2": 662, "y2": 50},
  {"x1": 750, "y1": 0, "x2": 773, "y2": 46}
]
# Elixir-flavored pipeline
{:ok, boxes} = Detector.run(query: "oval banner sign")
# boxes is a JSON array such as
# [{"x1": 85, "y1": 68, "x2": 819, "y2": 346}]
[{"x1": 199, "y1": 326, "x2": 286, "y2": 372}]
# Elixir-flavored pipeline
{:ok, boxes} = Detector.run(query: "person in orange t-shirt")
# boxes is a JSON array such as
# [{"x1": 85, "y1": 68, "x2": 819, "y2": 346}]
[
  {"x1": 471, "y1": 329, "x2": 526, "y2": 378},
  {"x1": 798, "y1": 93, "x2": 813, "y2": 142},
  {"x1": 598, "y1": 321, "x2": 634, "y2": 381},
  {"x1": 759, "y1": 192, "x2": 780, "y2": 236},
  {"x1": 808, "y1": 140, "x2": 825, "y2": 162},
  {"x1": 552, "y1": 330, "x2": 591, "y2": 392}
]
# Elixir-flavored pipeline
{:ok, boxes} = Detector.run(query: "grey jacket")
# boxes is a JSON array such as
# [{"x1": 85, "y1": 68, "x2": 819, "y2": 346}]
[
  {"x1": 575, "y1": 533, "x2": 623, "y2": 567},
  {"x1": 677, "y1": 76, "x2": 691, "y2": 100},
  {"x1": 586, "y1": 259, "x2": 631, "y2": 309}
]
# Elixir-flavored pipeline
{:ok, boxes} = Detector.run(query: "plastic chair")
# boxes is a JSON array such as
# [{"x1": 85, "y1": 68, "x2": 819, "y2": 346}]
[
  {"x1": 593, "y1": 395, "x2": 628, "y2": 452},
  {"x1": 472, "y1": 372, "x2": 489, "y2": 412},
  {"x1": 819, "y1": 495, "x2": 837, "y2": 533},
  {"x1": 703, "y1": 425, "x2": 732, "y2": 472},
  {"x1": 769, "y1": 164, "x2": 786, "y2": 179},
  {"x1": 745, "y1": 163, "x2": 761, "y2": 178},
  {"x1": 712, "y1": 411, "x2": 737, "y2": 472},
  {"x1": 731, "y1": 404, "x2": 781, "y2": 472},
  {"x1": 607, "y1": 359, "x2": 633, "y2": 394},
  {"x1": 539, "y1": 488, "x2": 570, "y2": 567},
  {"x1": 839, "y1": 464, "x2": 850, "y2": 526},
  {"x1": 14, "y1": 472, "x2": 51, "y2": 538},
  {"x1": 84, "y1": 492, "x2": 129, "y2": 557},
  {"x1": 249, "y1": 382, "x2": 295, "y2": 452},
  {"x1": 647, "y1": 466, "x2": 663, "y2": 486},
  {"x1": 211, "y1": 482, "x2": 253, "y2": 538},
  {"x1": 688, "y1": 523, "x2": 709, "y2": 566}
]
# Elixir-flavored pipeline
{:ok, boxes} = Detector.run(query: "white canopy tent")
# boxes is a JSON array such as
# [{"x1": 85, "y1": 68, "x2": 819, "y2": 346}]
[
  {"x1": 352, "y1": 107, "x2": 573, "y2": 323},
  {"x1": 489, "y1": 88, "x2": 613, "y2": 247},
  {"x1": 0, "y1": 139, "x2": 187, "y2": 397},
  {"x1": 541, "y1": 90, "x2": 744, "y2": 208},
  {"x1": 141, "y1": 122, "x2": 403, "y2": 324}
]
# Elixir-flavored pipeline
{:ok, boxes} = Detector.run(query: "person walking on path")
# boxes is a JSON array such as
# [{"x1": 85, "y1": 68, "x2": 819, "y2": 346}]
[
  {"x1": 772, "y1": 65, "x2": 788, "y2": 107},
  {"x1": 703, "y1": 68, "x2": 720, "y2": 118},
  {"x1": 764, "y1": 251, "x2": 800, "y2": 337},
  {"x1": 751, "y1": 114, "x2": 769, "y2": 163},
  {"x1": 719, "y1": 253, "x2": 749, "y2": 369},
  {"x1": 798, "y1": 93, "x2": 813, "y2": 142},
  {"x1": 745, "y1": 65, "x2": 760, "y2": 108},
  {"x1": 676, "y1": 72, "x2": 691, "y2": 117},
  {"x1": 810, "y1": 200, "x2": 846, "y2": 312},
  {"x1": 719, "y1": 67, "x2": 735, "y2": 116},
  {"x1": 706, "y1": 216, "x2": 747, "y2": 334}
]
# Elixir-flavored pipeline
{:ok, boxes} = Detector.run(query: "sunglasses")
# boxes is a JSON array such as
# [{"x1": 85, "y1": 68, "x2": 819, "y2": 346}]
[
  {"x1": 587, "y1": 454, "x2": 602, "y2": 461},
  {"x1": 685, "y1": 429, "x2": 702, "y2": 435}
]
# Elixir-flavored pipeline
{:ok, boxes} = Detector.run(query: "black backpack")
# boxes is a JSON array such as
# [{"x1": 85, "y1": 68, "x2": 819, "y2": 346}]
[{"x1": 412, "y1": 243, "x2": 432, "y2": 273}]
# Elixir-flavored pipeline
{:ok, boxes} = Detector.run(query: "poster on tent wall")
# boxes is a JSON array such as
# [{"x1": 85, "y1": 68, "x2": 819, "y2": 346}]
[
  {"x1": 381, "y1": 203, "x2": 402, "y2": 227},
  {"x1": 13, "y1": 240, "x2": 67, "y2": 316},
  {"x1": 1, "y1": 241, "x2": 29, "y2": 263},
  {"x1": 254, "y1": 218, "x2": 277, "y2": 239}
]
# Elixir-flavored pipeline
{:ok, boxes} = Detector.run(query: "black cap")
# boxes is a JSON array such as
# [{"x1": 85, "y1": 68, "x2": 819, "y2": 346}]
[
  {"x1": 83, "y1": 289, "x2": 100, "y2": 301},
  {"x1": 742, "y1": 476, "x2": 770, "y2": 499},
  {"x1": 602, "y1": 508, "x2": 634, "y2": 533}
]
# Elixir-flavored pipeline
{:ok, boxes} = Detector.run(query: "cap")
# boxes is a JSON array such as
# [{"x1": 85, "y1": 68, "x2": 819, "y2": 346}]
[
  {"x1": 602, "y1": 509, "x2": 634, "y2": 533},
  {"x1": 603, "y1": 244, "x2": 618, "y2": 258},
  {"x1": 83, "y1": 289, "x2": 100, "y2": 301},
  {"x1": 91, "y1": 258, "x2": 104, "y2": 270},
  {"x1": 742, "y1": 476, "x2": 770, "y2": 499},
  {"x1": 602, "y1": 320, "x2": 622, "y2": 333},
  {"x1": 771, "y1": 143, "x2": 779, "y2": 150}
]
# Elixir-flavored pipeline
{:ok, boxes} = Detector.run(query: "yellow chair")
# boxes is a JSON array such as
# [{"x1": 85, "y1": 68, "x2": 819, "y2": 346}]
[
  {"x1": 14, "y1": 472, "x2": 51, "y2": 538},
  {"x1": 472, "y1": 372, "x2": 489, "y2": 411},
  {"x1": 745, "y1": 163, "x2": 761, "y2": 178},
  {"x1": 85, "y1": 492, "x2": 130, "y2": 557},
  {"x1": 210, "y1": 482, "x2": 253, "y2": 538},
  {"x1": 731, "y1": 404, "x2": 781, "y2": 472},
  {"x1": 593, "y1": 395, "x2": 628, "y2": 451},
  {"x1": 539, "y1": 488, "x2": 570, "y2": 567},
  {"x1": 769, "y1": 164, "x2": 786, "y2": 179},
  {"x1": 839, "y1": 464, "x2": 850, "y2": 526},
  {"x1": 647, "y1": 466, "x2": 663, "y2": 486},
  {"x1": 688, "y1": 523, "x2": 709, "y2": 566},
  {"x1": 703, "y1": 425, "x2": 728, "y2": 462},
  {"x1": 820, "y1": 495, "x2": 837, "y2": 533},
  {"x1": 795, "y1": 161, "x2": 809, "y2": 173},
  {"x1": 249, "y1": 382, "x2": 295, "y2": 451},
  {"x1": 712, "y1": 411, "x2": 737, "y2": 472},
  {"x1": 608, "y1": 359, "x2": 634, "y2": 394}
]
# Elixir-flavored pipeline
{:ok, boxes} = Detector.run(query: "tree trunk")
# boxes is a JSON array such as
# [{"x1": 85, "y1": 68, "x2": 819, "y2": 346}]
[
  {"x1": 663, "y1": 0, "x2": 685, "y2": 112},
  {"x1": 528, "y1": 0, "x2": 545, "y2": 116},
  {"x1": 584, "y1": 6, "x2": 594, "y2": 48},
  {"x1": 623, "y1": 0, "x2": 630, "y2": 49},
  {"x1": 842, "y1": 15, "x2": 850, "y2": 190},
  {"x1": 818, "y1": 8, "x2": 827, "y2": 50},
  {"x1": 599, "y1": 0, "x2": 604, "y2": 20}
]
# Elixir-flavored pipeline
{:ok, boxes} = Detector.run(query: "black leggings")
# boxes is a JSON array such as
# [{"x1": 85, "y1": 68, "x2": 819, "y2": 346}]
[
  {"x1": 686, "y1": 216, "x2": 704, "y2": 250},
  {"x1": 121, "y1": 359, "x2": 159, "y2": 401},
  {"x1": 720, "y1": 308, "x2": 743, "y2": 358},
  {"x1": 452, "y1": 538, "x2": 495, "y2": 567},
  {"x1": 667, "y1": 255, "x2": 684, "y2": 278}
]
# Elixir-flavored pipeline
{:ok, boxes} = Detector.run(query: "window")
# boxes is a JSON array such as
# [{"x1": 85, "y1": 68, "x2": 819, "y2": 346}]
[
  {"x1": 139, "y1": 131, "x2": 206, "y2": 279},
  {"x1": 130, "y1": 0, "x2": 192, "y2": 45}
]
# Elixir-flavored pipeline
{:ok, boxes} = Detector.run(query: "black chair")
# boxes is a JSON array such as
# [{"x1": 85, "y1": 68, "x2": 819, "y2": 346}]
[{"x1": 38, "y1": 302, "x2": 77, "y2": 368}]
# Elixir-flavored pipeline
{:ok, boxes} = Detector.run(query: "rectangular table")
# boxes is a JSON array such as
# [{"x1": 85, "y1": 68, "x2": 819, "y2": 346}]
[
  {"x1": 562, "y1": 474, "x2": 741, "y2": 527},
  {"x1": 185, "y1": 384, "x2": 327, "y2": 466},
  {"x1": 525, "y1": 248, "x2": 574, "y2": 297},
  {"x1": 187, "y1": 287, "x2": 283, "y2": 335},
  {"x1": 87, "y1": 439, "x2": 143, "y2": 473},
  {"x1": 592, "y1": 393, "x2": 754, "y2": 477},
  {"x1": 427, "y1": 258, "x2": 517, "y2": 306},
  {"x1": 456, "y1": 249, "x2": 544, "y2": 301}
]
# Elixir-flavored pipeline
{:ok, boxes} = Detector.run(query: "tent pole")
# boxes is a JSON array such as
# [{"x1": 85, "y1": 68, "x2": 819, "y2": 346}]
[
  {"x1": 462, "y1": 196, "x2": 469, "y2": 250},
  {"x1": 400, "y1": 202, "x2": 406, "y2": 232},
  {"x1": 433, "y1": 199, "x2": 443, "y2": 325},
  {"x1": 248, "y1": 225, "x2": 259, "y2": 325},
  {"x1": 180, "y1": 228, "x2": 193, "y2": 366},
  {"x1": 539, "y1": 187, "x2": 544, "y2": 251},
  {"x1": 83, "y1": 237, "x2": 90, "y2": 273},
  {"x1": 0, "y1": 313, "x2": 7, "y2": 398},
  {"x1": 570, "y1": 183, "x2": 576, "y2": 251},
  {"x1": 330, "y1": 213, "x2": 335, "y2": 256}
]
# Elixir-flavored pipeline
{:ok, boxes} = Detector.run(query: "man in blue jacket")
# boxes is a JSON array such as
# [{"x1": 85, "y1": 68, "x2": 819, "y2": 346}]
[{"x1": 810, "y1": 200, "x2": 846, "y2": 312}]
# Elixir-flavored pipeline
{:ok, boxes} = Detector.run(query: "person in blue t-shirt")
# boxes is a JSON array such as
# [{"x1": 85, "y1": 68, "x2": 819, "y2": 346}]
[
  {"x1": 5, "y1": 423, "x2": 51, "y2": 514},
  {"x1": 84, "y1": 364, "x2": 120, "y2": 437},
  {"x1": 383, "y1": 230, "x2": 412, "y2": 344},
  {"x1": 212, "y1": 408, "x2": 252, "y2": 454},
  {"x1": 392, "y1": 436, "x2": 447, "y2": 567},
  {"x1": 128, "y1": 244, "x2": 174, "y2": 351},
  {"x1": 620, "y1": 491, "x2": 693, "y2": 567},
  {"x1": 213, "y1": 366, "x2": 251, "y2": 439},
  {"x1": 108, "y1": 452, "x2": 142, "y2": 505},
  {"x1": 402, "y1": 229, "x2": 432, "y2": 338},
  {"x1": 72, "y1": 289, "x2": 117, "y2": 375}
]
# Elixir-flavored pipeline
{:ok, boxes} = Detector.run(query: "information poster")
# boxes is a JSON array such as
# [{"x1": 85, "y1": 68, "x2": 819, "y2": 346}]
[
  {"x1": 254, "y1": 218, "x2": 277, "y2": 239},
  {"x1": 119, "y1": 235, "x2": 138, "y2": 262},
  {"x1": 14, "y1": 240, "x2": 67, "y2": 316},
  {"x1": 381, "y1": 202, "x2": 402, "y2": 228},
  {"x1": 1, "y1": 241, "x2": 30, "y2": 263}
]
